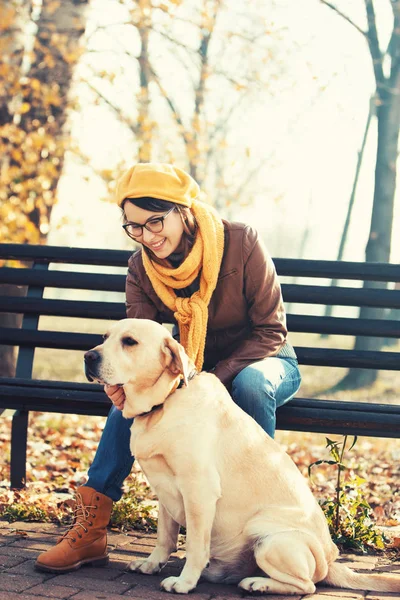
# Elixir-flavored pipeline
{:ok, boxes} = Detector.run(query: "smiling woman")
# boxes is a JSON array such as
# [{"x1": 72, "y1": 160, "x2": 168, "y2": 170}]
[
  {"x1": 35, "y1": 162, "x2": 301, "y2": 575},
  {"x1": 122, "y1": 199, "x2": 189, "y2": 261}
]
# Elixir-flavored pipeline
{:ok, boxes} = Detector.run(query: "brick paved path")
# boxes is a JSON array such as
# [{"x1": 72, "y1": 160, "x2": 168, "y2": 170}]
[{"x1": 0, "y1": 521, "x2": 399, "y2": 600}]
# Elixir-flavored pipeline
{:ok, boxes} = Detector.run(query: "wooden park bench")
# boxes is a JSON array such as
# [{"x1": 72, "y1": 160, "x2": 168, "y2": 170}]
[{"x1": 0, "y1": 242, "x2": 399, "y2": 489}]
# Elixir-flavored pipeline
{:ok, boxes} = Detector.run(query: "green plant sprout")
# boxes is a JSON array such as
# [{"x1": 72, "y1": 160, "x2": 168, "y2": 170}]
[{"x1": 309, "y1": 436, "x2": 388, "y2": 553}]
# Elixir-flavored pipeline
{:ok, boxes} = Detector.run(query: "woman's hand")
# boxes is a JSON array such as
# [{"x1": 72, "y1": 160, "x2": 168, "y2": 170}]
[{"x1": 104, "y1": 384, "x2": 125, "y2": 410}]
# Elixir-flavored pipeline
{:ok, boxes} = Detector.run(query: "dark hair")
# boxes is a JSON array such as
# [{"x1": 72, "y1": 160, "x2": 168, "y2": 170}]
[
  {"x1": 121, "y1": 196, "x2": 173, "y2": 213},
  {"x1": 122, "y1": 197, "x2": 197, "y2": 266}
]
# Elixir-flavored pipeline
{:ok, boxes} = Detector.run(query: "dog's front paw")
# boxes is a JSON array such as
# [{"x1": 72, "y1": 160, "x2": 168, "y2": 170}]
[
  {"x1": 161, "y1": 576, "x2": 195, "y2": 594},
  {"x1": 128, "y1": 558, "x2": 164, "y2": 575}
]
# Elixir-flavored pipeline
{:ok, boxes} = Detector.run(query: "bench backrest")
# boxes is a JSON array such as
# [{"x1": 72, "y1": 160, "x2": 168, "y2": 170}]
[{"x1": 1, "y1": 243, "x2": 400, "y2": 375}]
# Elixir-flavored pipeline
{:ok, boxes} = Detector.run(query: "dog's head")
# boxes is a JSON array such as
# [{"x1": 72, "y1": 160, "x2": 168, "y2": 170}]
[{"x1": 84, "y1": 318, "x2": 192, "y2": 417}]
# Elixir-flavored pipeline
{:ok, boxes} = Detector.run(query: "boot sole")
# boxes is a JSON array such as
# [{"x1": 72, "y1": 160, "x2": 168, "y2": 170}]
[{"x1": 35, "y1": 554, "x2": 109, "y2": 574}]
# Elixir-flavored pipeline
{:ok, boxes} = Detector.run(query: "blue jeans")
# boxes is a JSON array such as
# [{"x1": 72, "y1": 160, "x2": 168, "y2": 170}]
[{"x1": 86, "y1": 357, "x2": 301, "y2": 501}]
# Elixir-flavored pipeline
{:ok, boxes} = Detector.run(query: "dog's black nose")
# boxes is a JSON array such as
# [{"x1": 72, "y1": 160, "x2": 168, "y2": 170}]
[
  {"x1": 84, "y1": 350, "x2": 101, "y2": 382},
  {"x1": 84, "y1": 350, "x2": 101, "y2": 364}
]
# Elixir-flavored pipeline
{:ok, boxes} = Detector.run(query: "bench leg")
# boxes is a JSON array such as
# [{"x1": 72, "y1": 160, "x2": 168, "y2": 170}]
[{"x1": 10, "y1": 411, "x2": 29, "y2": 489}]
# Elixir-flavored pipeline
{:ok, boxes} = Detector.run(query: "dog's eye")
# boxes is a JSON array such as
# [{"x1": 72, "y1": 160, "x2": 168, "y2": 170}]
[{"x1": 122, "y1": 337, "x2": 138, "y2": 347}]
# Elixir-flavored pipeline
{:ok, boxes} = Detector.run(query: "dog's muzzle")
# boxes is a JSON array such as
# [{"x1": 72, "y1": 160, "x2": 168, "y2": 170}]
[{"x1": 84, "y1": 350, "x2": 102, "y2": 382}]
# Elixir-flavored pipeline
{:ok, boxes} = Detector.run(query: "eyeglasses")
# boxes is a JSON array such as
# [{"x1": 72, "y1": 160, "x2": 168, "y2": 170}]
[{"x1": 122, "y1": 207, "x2": 176, "y2": 239}]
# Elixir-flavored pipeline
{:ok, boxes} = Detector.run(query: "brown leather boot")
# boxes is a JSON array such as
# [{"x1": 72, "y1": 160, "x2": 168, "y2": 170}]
[{"x1": 35, "y1": 486, "x2": 113, "y2": 573}]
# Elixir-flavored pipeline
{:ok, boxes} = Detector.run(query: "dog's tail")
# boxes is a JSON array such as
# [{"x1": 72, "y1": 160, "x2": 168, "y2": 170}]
[{"x1": 323, "y1": 562, "x2": 400, "y2": 593}]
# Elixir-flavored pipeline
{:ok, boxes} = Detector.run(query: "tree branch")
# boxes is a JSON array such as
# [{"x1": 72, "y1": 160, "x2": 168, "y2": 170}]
[
  {"x1": 151, "y1": 28, "x2": 198, "y2": 86},
  {"x1": 84, "y1": 79, "x2": 139, "y2": 136},
  {"x1": 189, "y1": 0, "x2": 222, "y2": 178},
  {"x1": 364, "y1": 0, "x2": 385, "y2": 87},
  {"x1": 204, "y1": 90, "x2": 252, "y2": 176},
  {"x1": 234, "y1": 155, "x2": 271, "y2": 199},
  {"x1": 151, "y1": 28, "x2": 198, "y2": 56},
  {"x1": 319, "y1": 0, "x2": 367, "y2": 37},
  {"x1": 387, "y1": 0, "x2": 400, "y2": 76},
  {"x1": 147, "y1": 63, "x2": 191, "y2": 149}
]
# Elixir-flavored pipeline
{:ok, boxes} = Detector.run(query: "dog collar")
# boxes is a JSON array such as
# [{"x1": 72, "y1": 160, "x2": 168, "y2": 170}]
[
  {"x1": 177, "y1": 368, "x2": 198, "y2": 389},
  {"x1": 137, "y1": 369, "x2": 198, "y2": 418},
  {"x1": 137, "y1": 403, "x2": 163, "y2": 418}
]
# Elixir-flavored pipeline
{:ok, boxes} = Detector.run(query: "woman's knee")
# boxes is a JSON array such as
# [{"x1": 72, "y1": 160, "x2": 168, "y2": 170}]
[
  {"x1": 232, "y1": 365, "x2": 275, "y2": 401},
  {"x1": 231, "y1": 368, "x2": 276, "y2": 419}
]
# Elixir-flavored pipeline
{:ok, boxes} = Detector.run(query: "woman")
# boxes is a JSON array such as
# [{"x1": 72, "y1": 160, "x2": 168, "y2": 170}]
[{"x1": 35, "y1": 162, "x2": 301, "y2": 574}]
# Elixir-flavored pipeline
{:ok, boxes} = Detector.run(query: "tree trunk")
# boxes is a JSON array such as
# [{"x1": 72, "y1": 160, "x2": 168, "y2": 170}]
[
  {"x1": 189, "y1": 15, "x2": 216, "y2": 183},
  {"x1": 137, "y1": 0, "x2": 152, "y2": 162},
  {"x1": 322, "y1": 98, "x2": 374, "y2": 328},
  {"x1": 0, "y1": 285, "x2": 27, "y2": 377},
  {"x1": 339, "y1": 79, "x2": 400, "y2": 389}
]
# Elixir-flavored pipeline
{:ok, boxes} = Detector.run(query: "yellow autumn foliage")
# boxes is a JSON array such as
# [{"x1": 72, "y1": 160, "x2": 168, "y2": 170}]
[{"x1": 0, "y1": 1, "x2": 87, "y2": 244}]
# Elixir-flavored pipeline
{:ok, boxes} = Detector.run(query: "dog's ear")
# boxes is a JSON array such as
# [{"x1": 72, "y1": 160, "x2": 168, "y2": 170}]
[{"x1": 162, "y1": 337, "x2": 190, "y2": 386}]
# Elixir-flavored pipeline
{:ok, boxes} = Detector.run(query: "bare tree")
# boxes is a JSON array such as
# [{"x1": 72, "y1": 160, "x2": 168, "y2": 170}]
[
  {"x1": 322, "y1": 95, "x2": 375, "y2": 329},
  {"x1": 320, "y1": 0, "x2": 400, "y2": 388},
  {"x1": 84, "y1": 0, "x2": 274, "y2": 207}
]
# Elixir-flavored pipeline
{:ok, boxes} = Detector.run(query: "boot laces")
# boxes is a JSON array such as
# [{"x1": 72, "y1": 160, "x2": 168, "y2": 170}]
[{"x1": 62, "y1": 493, "x2": 97, "y2": 542}]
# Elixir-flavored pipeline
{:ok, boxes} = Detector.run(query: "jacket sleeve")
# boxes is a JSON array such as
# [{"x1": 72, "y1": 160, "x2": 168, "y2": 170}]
[
  {"x1": 212, "y1": 227, "x2": 287, "y2": 388},
  {"x1": 125, "y1": 254, "x2": 162, "y2": 322}
]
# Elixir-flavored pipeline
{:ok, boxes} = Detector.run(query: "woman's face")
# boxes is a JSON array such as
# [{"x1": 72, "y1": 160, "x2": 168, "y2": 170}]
[{"x1": 124, "y1": 202, "x2": 185, "y2": 259}]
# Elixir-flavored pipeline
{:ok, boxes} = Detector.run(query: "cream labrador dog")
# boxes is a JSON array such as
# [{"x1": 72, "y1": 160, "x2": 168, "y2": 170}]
[{"x1": 84, "y1": 318, "x2": 399, "y2": 595}]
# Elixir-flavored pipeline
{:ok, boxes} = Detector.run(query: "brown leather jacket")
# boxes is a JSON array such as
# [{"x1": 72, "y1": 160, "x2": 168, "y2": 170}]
[{"x1": 125, "y1": 220, "x2": 295, "y2": 388}]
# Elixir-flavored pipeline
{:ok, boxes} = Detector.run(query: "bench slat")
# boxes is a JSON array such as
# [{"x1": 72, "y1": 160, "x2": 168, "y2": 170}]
[
  {"x1": 0, "y1": 268, "x2": 126, "y2": 292},
  {"x1": 0, "y1": 327, "x2": 103, "y2": 350},
  {"x1": 296, "y1": 346, "x2": 400, "y2": 369},
  {"x1": 1, "y1": 328, "x2": 399, "y2": 369},
  {"x1": 282, "y1": 284, "x2": 400, "y2": 309},
  {"x1": 287, "y1": 314, "x2": 400, "y2": 338},
  {"x1": 0, "y1": 243, "x2": 132, "y2": 267},
  {"x1": 0, "y1": 377, "x2": 102, "y2": 391},
  {"x1": 0, "y1": 297, "x2": 399, "y2": 337},
  {"x1": 0, "y1": 380, "x2": 398, "y2": 437},
  {"x1": 2, "y1": 269, "x2": 400, "y2": 308},
  {"x1": 276, "y1": 405, "x2": 400, "y2": 437},
  {"x1": 275, "y1": 258, "x2": 400, "y2": 282},
  {"x1": 1, "y1": 377, "x2": 399, "y2": 412},
  {"x1": 2, "y1": 244, "x2": 400, "y2": 281},
  {"x1": 0, "y1": 296, "x2": 126, "y2": 320},
  {"x1": 0, "y1": 382, "x2": 110, "y2": 416}
]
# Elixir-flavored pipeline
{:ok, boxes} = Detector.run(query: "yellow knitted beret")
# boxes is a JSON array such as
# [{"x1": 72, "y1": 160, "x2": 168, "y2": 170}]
[{"x1": 115, "y1": 163, "x2": 200, "y2": 208}]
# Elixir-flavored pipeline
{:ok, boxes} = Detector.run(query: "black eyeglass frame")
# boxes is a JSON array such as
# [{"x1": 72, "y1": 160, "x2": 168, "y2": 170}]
[{"x1": 122, "y1": 206, "x2": 176, "y2": 239}]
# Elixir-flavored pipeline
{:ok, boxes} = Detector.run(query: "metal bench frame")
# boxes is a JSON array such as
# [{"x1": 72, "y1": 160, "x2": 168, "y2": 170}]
[{"x1": 1, "y1": 243, "x2": 399, "y2": 489}]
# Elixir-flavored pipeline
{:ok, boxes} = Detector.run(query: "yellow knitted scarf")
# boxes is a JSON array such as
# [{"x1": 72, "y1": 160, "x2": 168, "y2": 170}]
[{"x1": 142, "y1": 200, "x2": 224, "y2": 371}]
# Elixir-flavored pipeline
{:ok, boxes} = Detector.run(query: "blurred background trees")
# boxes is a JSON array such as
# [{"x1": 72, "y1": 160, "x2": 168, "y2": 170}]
[
  {"x1": 0, "y1": 0, "x2": 290, "y2": 245},
  {"x1": 320, "y1": 0, "x2": 400, "y2": 388},
  {"x1": 0, "y1": 0, "x2": 399, "y2": 387},
  {"x1": 0, "y1": 0, "x2": 89, "y2": 244},
  {"x1": 82, "y1": 0, "x2": 284, "y2": 214},
  {"x1": 0, "y1": 0, "x2": 89, "y2": 375}
]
